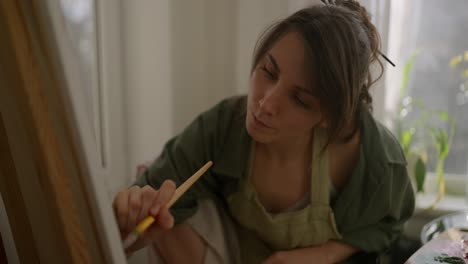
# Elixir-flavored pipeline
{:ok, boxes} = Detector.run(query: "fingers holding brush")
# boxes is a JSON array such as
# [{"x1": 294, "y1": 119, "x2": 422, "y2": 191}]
[
  {"x1": 119, "y1": 161, "x2": 214, "y2": 256},
  {"x1": 114, "y1": 182, "x2": 176, "y2": 257},
  {"x1": 112, "y1": 180, "x2": 176, "y2": 239},
  {"x1": 149, "y1": 180, "x2": 176, "y2": 216},
  {"x1": 136, "y1": 185, "x2": 159, "y2": 228},
  {"x1": 156, "y1": 204, "x2": 175, "y2": 230}
]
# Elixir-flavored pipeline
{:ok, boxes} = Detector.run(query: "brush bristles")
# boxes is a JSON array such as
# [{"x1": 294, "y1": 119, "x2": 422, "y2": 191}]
[{"x1": 122, "y1": 233, "x2": 138, "y2": 249}]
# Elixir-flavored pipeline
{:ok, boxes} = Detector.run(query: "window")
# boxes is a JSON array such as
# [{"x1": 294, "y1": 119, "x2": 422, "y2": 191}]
[
  {"x1": 386, "y1": 0, "x2": 468, "y2": 177},
  {"x1": 59, "y1": 0, "x2": 106, "y2": 167}
]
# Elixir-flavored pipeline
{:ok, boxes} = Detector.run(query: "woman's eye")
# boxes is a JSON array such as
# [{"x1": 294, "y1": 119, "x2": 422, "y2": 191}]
[
  {"x1": 260, "y1": 65, "x2": 276, "y2": 80},
  {"x1": 293, "y1": 94, "x2": 310, "y2": 109}
]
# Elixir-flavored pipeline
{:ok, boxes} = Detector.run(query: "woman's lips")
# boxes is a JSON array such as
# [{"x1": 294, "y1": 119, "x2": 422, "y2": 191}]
[{"x1": 252, "y1": 113, "x2": 274, "y2": 129}]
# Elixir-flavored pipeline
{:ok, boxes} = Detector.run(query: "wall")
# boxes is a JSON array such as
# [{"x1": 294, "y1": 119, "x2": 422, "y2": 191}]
[{"x1": 121, "y1": 0, "x2": 173, "y2": 182}]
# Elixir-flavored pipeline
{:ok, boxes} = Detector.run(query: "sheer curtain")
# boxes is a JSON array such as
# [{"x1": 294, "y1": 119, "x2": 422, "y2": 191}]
[
  {"x1": 362, "y1": 0, "x2": 392, "y2": 122},
  {"x1": 384, "y1": 0, "x2": 468, "y2": 177}
]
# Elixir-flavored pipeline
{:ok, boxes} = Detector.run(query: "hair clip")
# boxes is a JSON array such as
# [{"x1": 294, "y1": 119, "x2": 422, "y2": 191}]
[
  {"x1": 378, "y1": 51, "x2": 396, "y2": 67},
  {"x1": 320, "y1": 0, "x2": 396, "y2": 67},
  {"x1": 321, "y1": 0, "x2": 336, "y2": 5}
]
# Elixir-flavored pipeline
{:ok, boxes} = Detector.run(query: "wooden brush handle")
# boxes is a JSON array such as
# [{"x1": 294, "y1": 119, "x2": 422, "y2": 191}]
[{"x1": 167, "y1": 161, "x2": 213, "y2": 207}]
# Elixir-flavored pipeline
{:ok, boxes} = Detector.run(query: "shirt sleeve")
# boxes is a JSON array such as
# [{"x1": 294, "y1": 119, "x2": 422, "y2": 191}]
[
  {"x1": 133, "y1": 99, "x2": 232, "y2": 224},
  {"x1": 339, "y1": 163, "x2": 415, "y2": 254}
]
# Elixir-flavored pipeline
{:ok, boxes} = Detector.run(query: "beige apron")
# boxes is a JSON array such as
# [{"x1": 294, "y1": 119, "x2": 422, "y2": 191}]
[{"x1": 227, "y1": 128, "x2": 342, "y2": 263}]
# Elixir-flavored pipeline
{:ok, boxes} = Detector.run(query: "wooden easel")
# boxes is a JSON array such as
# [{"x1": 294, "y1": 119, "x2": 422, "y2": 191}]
[{"x1": 0, "y1": 1, "x2": 125, "y2": 263}]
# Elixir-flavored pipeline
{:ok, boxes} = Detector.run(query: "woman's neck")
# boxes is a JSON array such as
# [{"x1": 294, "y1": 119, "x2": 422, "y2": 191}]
[
  {"x1": 256, "y1": 133, "x2": 312, "y2": 163},
  {"x1": 255, "y1": 120, "x2": 360, "y2": 163}
]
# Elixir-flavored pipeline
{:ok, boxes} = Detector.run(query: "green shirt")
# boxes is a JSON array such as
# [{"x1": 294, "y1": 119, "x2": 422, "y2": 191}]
[{"x1": 134, "y1": 95, "x2": 415, "y2": 258}]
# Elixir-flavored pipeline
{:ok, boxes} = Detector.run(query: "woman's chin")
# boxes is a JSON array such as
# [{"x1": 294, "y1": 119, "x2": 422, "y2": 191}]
[{"x1": 246, "y1": 121, "x2": 274, "y2": 143}]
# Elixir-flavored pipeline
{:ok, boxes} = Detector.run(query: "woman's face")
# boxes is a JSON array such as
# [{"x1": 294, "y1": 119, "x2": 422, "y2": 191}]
[{"x1": 246, "y1": 31, "x2": 325, "y2": 144}]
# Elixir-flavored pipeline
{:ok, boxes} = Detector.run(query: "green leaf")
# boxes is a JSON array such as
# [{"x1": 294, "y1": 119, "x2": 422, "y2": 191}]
[
  {"x1": 400, "y1": 50, "x2": 421, "y2": 96},
  {"x1": 429, "y1": 127, "x2": 437, "y2": 143},
  {"x1": 400, "y1": 129, "x2": 414, "y2": 155},
  {"x1": 439, "y1": 130, "x2": 449, "y2": 158},
  {"x1": 414, "y1": 157, "x2": 426, "y2": 192},
  {"x1": 430, "y1": 128, "x2": 442, "y2": 154},
  {"x1": 438, "y1": 111, "x2": 449, "y2": 122},
  {"x1": 429, "y1": 127, "x2": 450, "y2": 159}
]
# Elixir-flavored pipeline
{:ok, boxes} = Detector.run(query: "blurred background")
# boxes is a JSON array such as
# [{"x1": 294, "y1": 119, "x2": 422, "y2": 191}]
[{"x1": 1, "y1": 0, "x2": 467, "y2": 263}]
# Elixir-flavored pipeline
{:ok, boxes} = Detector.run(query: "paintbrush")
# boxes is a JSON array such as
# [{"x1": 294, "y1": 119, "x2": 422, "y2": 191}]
[{"x1": 122, "y1": 160, "x2": 213, "y2": 249}]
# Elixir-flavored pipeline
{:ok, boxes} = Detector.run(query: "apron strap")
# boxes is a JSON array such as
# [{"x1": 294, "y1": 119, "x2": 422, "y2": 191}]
[{"x1": 310, "y1": 128, "x2": 331, "y2": 204}]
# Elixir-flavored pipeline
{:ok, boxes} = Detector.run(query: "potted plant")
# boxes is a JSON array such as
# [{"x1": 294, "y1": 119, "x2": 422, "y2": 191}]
[{"x1": 394, "y1": 51, "x2": 458, "y2": 211}]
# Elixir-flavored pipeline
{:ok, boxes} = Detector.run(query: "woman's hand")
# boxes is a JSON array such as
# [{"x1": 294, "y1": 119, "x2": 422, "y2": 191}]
[
  {"x1": 262, "y1": 251, "x2": 295, "y2": 264},
  {"x1": 112, "y1": 178, "x2": 177, "y2": 256},
  {"x1": 262, "y1": 249, "x2": 325, "y2": 264},
  {"x1": 262, "y1": 241, "x2": 359, "y2": 264}
]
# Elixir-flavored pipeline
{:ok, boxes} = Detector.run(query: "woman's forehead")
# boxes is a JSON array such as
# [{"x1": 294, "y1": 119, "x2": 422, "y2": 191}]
[
  {"x1": 268, "y1": 32, "x2": 306, "y2": 67},
  {"x1": 267, "y1": 32, "x2": 311, "y2": 87}
]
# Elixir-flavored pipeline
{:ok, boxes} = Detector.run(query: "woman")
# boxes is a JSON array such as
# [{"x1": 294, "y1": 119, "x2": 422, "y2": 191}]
[{"x1": 113, "y1": 1, "x2": 415, "y2": 263}]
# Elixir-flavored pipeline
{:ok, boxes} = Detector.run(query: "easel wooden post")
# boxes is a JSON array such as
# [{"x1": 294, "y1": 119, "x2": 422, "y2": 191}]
[{"x1": 0, "y1": 1, "x2": 124, "y2": 263}]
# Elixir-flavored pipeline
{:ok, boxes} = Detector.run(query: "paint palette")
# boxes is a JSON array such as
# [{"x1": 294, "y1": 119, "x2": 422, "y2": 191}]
[{"x1": 406, "y1": 228, "x2": 468, "y2": 264}]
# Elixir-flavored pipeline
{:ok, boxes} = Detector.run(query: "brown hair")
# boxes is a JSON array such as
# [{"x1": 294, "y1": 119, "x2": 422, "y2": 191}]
[{"x1": 251, "y1": 0, "x2": 383, "y2": 147}]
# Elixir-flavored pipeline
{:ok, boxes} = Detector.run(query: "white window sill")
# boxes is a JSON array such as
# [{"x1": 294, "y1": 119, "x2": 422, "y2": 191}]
[
  {"x1": 413, "y1": 173, "x2": 468, "y2": 213},
  {"x1": 404, "y1": 193, "x2": 468, "y2": 240},
  {"x1": 415, "y1": 193, "x2": 468, "y2": 214}
]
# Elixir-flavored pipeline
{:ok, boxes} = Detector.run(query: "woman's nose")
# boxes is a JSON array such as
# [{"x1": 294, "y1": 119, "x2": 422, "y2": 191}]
[{"x1": 258, "y1": 86, "x2": 281, "y2": 116}]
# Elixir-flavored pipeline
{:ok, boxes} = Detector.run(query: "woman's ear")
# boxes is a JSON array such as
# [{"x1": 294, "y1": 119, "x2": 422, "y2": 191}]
[
  {"x1": 319, "y1": 120, "x2": 329, "y2": 128},
  {"x1": 318, "y1": 113, "x2": 329, "y2": 128}
]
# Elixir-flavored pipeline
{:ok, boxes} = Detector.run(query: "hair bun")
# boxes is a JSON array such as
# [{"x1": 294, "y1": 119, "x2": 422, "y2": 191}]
[
  {"x1": 332, "y1": 1, "x2": 380, "y2": 61},
  {"x1": 322, "y1": 0, "x2": 383, "y2": 109}
]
